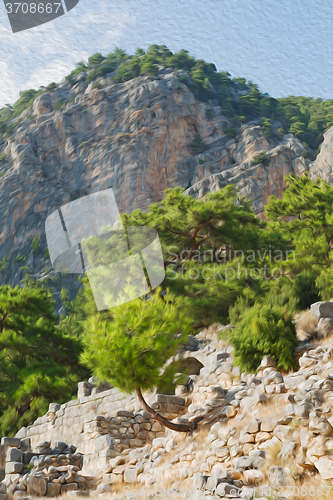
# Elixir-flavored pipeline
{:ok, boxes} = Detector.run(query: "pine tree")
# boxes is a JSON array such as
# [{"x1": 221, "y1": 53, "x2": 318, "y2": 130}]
[
  {"x1": 0, "y1": 279, "x2": 87, "y2": 435},
  {"x1": 80, "y1": 287, "x2": 198, "y2": 432},
  {"x1": 266, "y1": 173, "x2": 333, "y2": 299}
]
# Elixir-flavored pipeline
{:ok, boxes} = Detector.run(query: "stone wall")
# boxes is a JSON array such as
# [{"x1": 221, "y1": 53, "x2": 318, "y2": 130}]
[{"x1": 6, "y1": 385, "x2": 186, "y2": 476}]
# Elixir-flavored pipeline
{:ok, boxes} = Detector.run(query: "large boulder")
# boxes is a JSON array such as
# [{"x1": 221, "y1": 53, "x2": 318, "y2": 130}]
[{"x1": 310, "y1": 302, "x2": 333, "y2": 322}]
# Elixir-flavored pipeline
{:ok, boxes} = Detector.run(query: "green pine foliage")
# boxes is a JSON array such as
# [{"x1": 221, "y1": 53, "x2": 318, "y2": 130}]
[
  {"x1": 120, "y1": 186, "x2": 286, "y2": 327},
  {"x1": 251, "y1": 152, "x2": 270, "y2": 166},
  {"x1": 0, "y1": 279, "x2": 88, "y2": 435},
  {"x1": 292, "y1": 271, "x2": 320, "y2": 310},
  {"x1": 266, "y1": 173, "x2": 333, "y2": 300},
  {"x1": 230, "y1": 302, "x2": 298, "y2": 373},
  {"x1": 191, "y1": 134, "x2": 206, "y2": 152},
  {"x1": 80, "y1": 288, "x2": 193, "y2": 394}
]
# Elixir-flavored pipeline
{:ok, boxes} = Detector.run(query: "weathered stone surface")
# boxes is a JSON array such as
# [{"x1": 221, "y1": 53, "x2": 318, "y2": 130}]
[
  {"x1": 46, "y1": 482, "x2": 62, "y2": 497},
  {"x1": 309, "y1": 126, "x2": 333, "y2": 186},
  {"x1": 27, "y1": 477, "x2": 47, "y2": 496},
  {"x1": 1, "y1": 438, "x2": 20, "y2": 447},
  {"x1": 315, "y1": 457, "x2": 333, "y2": 480},
  {"x1": 5, "y1": 462, "x2": 23, "y2": 474},
  {"x1": 61, "y1": 483, "x2": 78, "y2": 493},
  {"x1": 310, "y1": 302, "x2": 333, "y2": 323},
  {"x1": 124, "y1": 467, "x2": 138, "y2": 483},
  {"x1": 6, "y1": 449, "x2": 22, "y2": 463}
]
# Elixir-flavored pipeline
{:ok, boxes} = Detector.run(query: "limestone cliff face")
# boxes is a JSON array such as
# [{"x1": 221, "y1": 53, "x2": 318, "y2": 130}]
[
  {"x1": 0, "y1": 67, "x2": 312, "y2": 301},
  {"x1": 309, "y1": 126, "x2": 333, "y2": 183}
]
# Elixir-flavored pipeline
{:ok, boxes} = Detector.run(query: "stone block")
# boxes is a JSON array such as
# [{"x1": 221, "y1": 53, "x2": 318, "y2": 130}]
[
  {"x1": 129, "y1": 439, "x2": 143, "y2": 447},
  {"x1": 61, "y1": 483, "x2": 78, "y2": 494},
  {"x1": 261, "y1": 419, "x2": 278, "y2": 433},
  {"x1": 151, "y1": 422, "x2": 163, "y2": 432},
  {"x1": 245, "y1": 419, "x2": 261, "y2": 434},
  {"x1": 117, "y1": 410, "x2": 134, "y2": 418},
  {"x1": 136, "y1": 430, "x2": 149, "y2": 440},
  {"x1": 155, "y1": 394, "x2": 185, "y2": 406},
  {"x1": 5, "y1": 462, "x2": 23, "y2": 474},
  {"x1": 20, "y1": 438, "x2": 31, "y2": 450},
  {"x1": 46, "y1": 482, "x2": 62, "y2": 497},
  {"x1": 27, "y1": 476, "x2": 47, "y2": 496},
  {"x1": 124, "y1": 467, "x2": 138, "y2": 483},
  {"x1": 6, "y1": 448, "x2": 22, "y2": 463},
  {"x1": 1, "y1": 438, "x2": 20, "y2": 447}
]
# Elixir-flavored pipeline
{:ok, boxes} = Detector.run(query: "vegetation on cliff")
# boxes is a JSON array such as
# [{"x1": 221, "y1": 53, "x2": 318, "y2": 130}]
[{"x1": 0, "y1": 45, "x2": 333, "y2": 156}]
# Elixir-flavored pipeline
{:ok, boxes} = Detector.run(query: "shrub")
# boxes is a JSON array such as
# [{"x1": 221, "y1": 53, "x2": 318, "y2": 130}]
[
  {"x1": 205, "y1": 107, "x2": 213, "y2": 120},
  {"x1": 88, "y1": 53, "x2": 105, "y2": 67},
  {"x1": 230, "y1": 302, "x2": 298, "y2": 373},
  {"x1": 292, "y1": 271, "x2": 320, "y2": 310},
  {"x1": 224, "y1": 126, "x2": 237, "y2": 139},
  {"x1": 251, "y1": 151, "x2": 270, "y2": 166},
  {"x1": 32, "y1": 236, "x2": 40, "y2": 253},
  {"x1": 54, "y1": 99, "x2": 63, "y2": 111},
  {"x1": 261, "y1": 118, "x2": 273, "y2": 138},
  {"x1": 191, "y1": 134, "x2": 206, "y2": 152},
  {"x1": 140, "y1": 62, "x2": 159, "y2": 76}
]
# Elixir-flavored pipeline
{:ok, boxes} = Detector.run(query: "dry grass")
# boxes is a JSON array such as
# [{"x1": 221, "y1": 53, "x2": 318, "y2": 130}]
[{"x1": 295, "y1": 309, "x2": 317, "y2": 340}]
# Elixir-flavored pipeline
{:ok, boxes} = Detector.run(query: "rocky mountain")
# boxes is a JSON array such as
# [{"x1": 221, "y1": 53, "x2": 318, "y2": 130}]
[{"x1": 0, "y1": 62, "x2": 329, "y2": 307}]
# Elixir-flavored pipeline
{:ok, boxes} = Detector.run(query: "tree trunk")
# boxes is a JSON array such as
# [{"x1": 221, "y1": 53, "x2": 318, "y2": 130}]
[{"x1": 136, "y1": 388, "x2": 201, "y2": 433}]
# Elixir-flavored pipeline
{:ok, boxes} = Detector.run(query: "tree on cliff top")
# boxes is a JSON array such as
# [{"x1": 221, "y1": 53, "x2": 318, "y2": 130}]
[{"x1": 80, "y1": 287, "x2": 199, "y2": 432}]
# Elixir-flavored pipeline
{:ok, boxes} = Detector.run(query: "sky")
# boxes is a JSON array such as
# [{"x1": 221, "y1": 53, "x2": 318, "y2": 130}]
[{"x1": 0, "y1": 0, "x2": 332, "y2": 108}]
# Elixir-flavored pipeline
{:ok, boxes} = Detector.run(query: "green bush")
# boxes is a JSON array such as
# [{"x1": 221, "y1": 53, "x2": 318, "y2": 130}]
[
  {"x1": 230, "y1": 302, "x2": 298, "y2": 373},
  {"x1": 191, "y1": 134, "x2": 206, "y2": 152},
  {"x1": 292, "y1": 271, "x2": 320, "y2": 310},
  {"x1": 54, "y1": 99, "x2": 63, "y2": 111},
  {"x1": 251, "y1": 151, "x2": 270, "y2": 166},
  {"x1": 88, "y1": 53, "x2": 105, "y2": 67},
  {"x1": 86, "y1": 64, "x2": 115, "y2": 84},
  {"x1": 205, "y1": 107, "x2": 213, "y2": 120},
  {"x1": 32, "y1": 236, "x2": 40, "y2": 253},
  {"x1": 224, "y1": 126, "x2": 237, "y2": 139},
  {"x1": 261, "y1": 118, "x2": 272, "y2": 138}
]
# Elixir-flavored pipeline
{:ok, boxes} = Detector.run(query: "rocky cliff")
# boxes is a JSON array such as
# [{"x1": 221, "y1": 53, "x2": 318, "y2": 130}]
[
  {"x1": 309, "y1": 125, "x2": 333, "y2": 183},
  {"x1": 0, "y1": 65, "x2": 319, "y2": 305}
]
